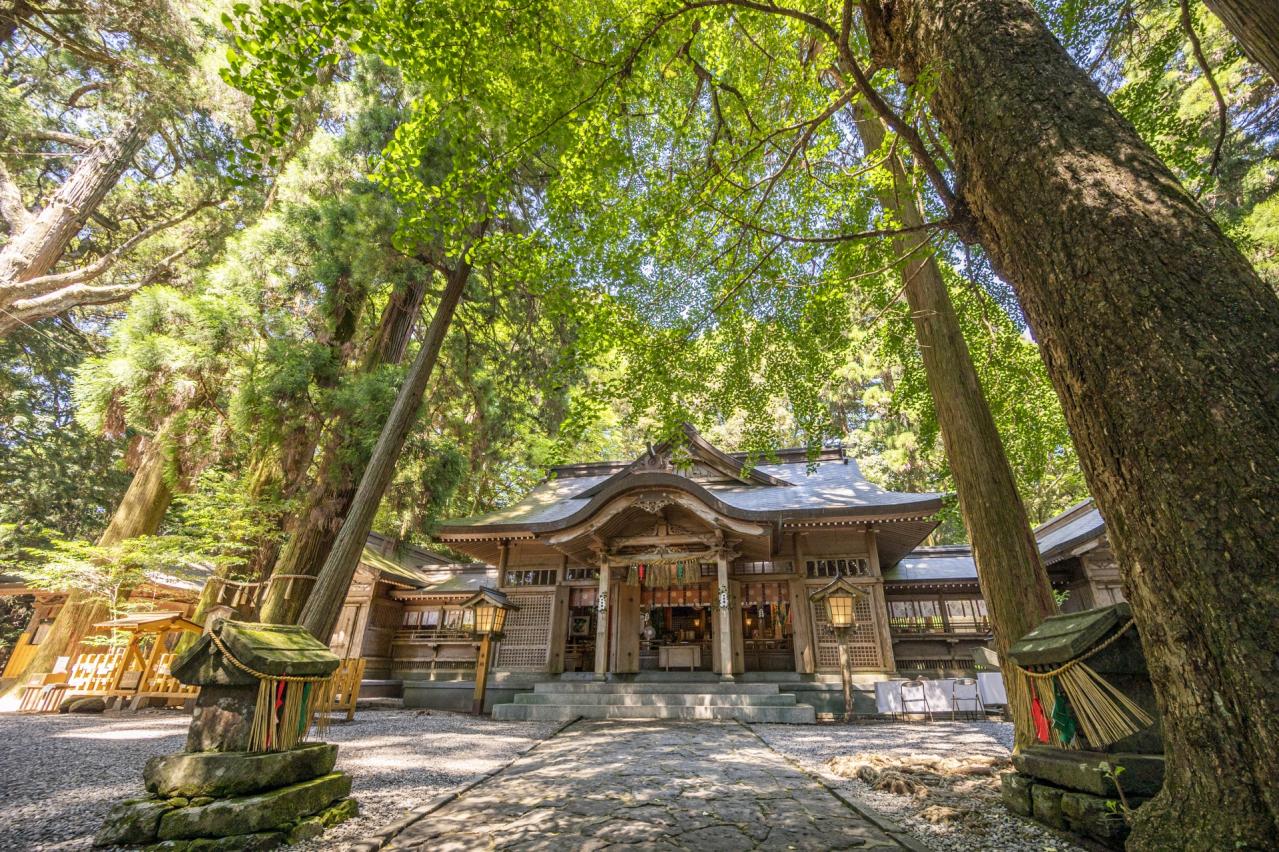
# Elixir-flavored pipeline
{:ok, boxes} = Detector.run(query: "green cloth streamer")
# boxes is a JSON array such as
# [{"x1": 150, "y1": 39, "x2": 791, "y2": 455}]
[
  {"x1": 1051, "y1": 677, "x2": 1079, "y2": 746},
  {"x1": 297, "y1": 682, "x2": 312, "y2": 739}
]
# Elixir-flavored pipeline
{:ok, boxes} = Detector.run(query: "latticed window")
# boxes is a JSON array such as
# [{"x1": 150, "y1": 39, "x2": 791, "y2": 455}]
[
  {"x1": 564, "y1": 567, "x2": 599, "y2": 582},
  {"x1": 504, "y1": 568, "x2": 556, "y2": 587},
  {"x1": 495, "y1": 593, "x2": 553, "y2": 670},
  {"x1": 812, "y1": 596, "x2": 882, "y2": 669},
  {"x1": 806, "y1": 557, "x2": 869, "y2": 578},
  {"x1": 733, "y1": 560, "x2": 793, "y2": 575}
]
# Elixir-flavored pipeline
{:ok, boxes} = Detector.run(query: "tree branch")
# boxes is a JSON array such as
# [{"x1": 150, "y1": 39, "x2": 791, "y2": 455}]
[
  {"x1": 0, "y1": 159, "x2": 31, "y2": 231},
  {"x1": 14, "y1": 128, "x2": 95, "y2": 149},
  {"x1": 0, "y1": 242, "x2": 194, "y2": 334},
  {"x1": 13, "y1": 199, "x2": 215, "y2": 297},
  {"x1": 1179, "y1": 0, "x2": 1228, "y2": 193}
]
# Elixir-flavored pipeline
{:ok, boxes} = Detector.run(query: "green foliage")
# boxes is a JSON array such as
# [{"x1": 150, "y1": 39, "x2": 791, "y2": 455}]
[
  {"x1": 0, "y1": 322, "x2": 130, "y2": 570},
  {"x1": 132, "y1": 468, "x2": 292, "y2": 580},
  {"x1": 17, "y1": 537, "x2": 152, "y2": 640}
]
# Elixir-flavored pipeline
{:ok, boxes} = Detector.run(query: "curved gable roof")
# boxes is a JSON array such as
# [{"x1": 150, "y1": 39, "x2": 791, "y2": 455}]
[{"x1": 436, "y1": 442, "x2": 944, "y2": 537}]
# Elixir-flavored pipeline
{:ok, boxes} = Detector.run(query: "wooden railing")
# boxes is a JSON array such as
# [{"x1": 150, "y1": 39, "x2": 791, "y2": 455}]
[
  {"x1": 889, "y1": 616, "x2": 991, "y2": 635},
  {"x1": 1, "y1": 634, "x2": 38, "y2": 678},
  {"x1": 393, "y1": 628, "x2": 476, "y2": 643}
]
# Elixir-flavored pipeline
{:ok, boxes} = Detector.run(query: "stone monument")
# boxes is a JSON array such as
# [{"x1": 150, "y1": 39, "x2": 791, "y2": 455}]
[
  {"x1": 999, "y1": 603, "x2": 1163, "y2": 848},
  {"x1": 94, "y1": 620, "x2": 358, "y2": 850}
]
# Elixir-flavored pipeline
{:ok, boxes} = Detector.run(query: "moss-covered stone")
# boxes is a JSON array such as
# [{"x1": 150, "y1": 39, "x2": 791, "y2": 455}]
[
  {"x1": 1000, "y1": 771, "x2": 1033, "y2": 817},
  {"x1": 145, "y1": 743, "x2": 338, "y2": 799},
  {"x1": 1061, "y1": 791, "x2": 1130, "y2": 848},
  {"x1": 283, "y1": 796, "x2": 357, "y2": 844},
  {"x1": 1031, "y1": 783, "x2": 1066, "y2": 829},
  {"x1": 317, "y1": 797, "x2": 358, "y2": 827},
  {"x1": 190, "y1": 797, "x2": 214, "y2": 807},
  {"x1": 69, "y1": 696, "x2": 107, "y2": 713},
  {"x1": 157, "y1": 772, "x2": 351, "y2": 840},
  {"x1": 166, "y1": 798, "x2": 190, "y2": 809},
  {"x1": 286, "y1": 818, "x2": 325, "y2": 844},
  {"x1": 93, "y1": 799, "x2": 173, "y2": 847},
  {"x1": 145, "y1": 830, "x2": 285, "y2": 851},
  {"x1": 1012, "y1": 748, "x2": 1165, "y2": 797}
]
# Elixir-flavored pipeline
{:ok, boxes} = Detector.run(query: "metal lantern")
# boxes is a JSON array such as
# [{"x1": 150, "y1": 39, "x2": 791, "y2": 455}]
[
  {"x1": 810, "y1": 574, "x2": 864, "y2": 628},
  {"x1": 460, "y1": 587, "x2": 519, "y2": 715},
  {"x1": 809, "y1": 574, "x2": 867, "y2": 723},
  {"x1": 461, "y1": 587, "x2": 515, "y2": 637}
]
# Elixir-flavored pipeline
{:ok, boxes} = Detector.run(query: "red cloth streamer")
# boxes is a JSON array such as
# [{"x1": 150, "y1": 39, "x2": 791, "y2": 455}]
[
  {"x1": 266, "y1": 681, "x2": 286, "y2": 749},
  {"x1": 1030, "y1": 690, "x2": 1051, "y2": 743}
]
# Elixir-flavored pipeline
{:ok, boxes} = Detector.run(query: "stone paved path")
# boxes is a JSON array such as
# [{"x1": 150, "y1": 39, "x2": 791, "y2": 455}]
[{"x1": 386, "y1": 720, "x2": 915, "y2": 851}]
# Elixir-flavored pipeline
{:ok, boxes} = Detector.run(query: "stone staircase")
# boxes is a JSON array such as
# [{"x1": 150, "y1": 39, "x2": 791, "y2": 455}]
[{"x1": 491, "y1": 680, "x2": 816, "y2": 723}]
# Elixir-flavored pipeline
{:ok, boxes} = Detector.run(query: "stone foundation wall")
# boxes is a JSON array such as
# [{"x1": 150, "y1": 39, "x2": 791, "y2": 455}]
[{"x1": 1001, "y1": 747, "x2": 1165, "y2": 849}]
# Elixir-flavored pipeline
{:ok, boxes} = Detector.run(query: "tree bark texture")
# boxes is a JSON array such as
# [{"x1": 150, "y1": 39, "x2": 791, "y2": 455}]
[
  {"x1": 1204, "y1": 0, "x2": 1279, "y2": 84},
  {"x1": 0, "y1": 111, "x2": 145, "y2": 315},
  {"x1": 6, "y1": 427, "x2": 173, "y2": 690},
  {"x1": 258, "y1": 278, "x2": 429, "y2": 625},
  {"x1": 299, "y1": 259, "x2": 471, "y2": 642},
  {"x1": 850, "y1": 99, "x2": 1057, "y2": 694},
  {"x1": 863, "y1": 0, "x2": 1279, "y2": 846}
]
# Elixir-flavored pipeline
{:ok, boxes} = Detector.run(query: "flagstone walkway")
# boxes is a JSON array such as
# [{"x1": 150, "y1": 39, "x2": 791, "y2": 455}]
[{"x1": 383, "y1": 720, "x2": 920, "y2": 851}]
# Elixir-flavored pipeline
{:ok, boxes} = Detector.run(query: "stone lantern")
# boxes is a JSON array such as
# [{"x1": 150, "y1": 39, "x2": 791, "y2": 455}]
[{"x1": 94, "y1": 620, "x2": 357, "y2": 850}]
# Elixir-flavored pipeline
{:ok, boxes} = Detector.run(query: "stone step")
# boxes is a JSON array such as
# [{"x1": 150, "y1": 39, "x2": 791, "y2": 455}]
[
  {"x1": 532, "y1": 681, "x2": 780, "y2": 695},
  {"x1": 514, "y1": 692, "x2": 797, "y2": 707},
  {"x1": 492, "y1": 702, "x2": 817, "y2": 724}
]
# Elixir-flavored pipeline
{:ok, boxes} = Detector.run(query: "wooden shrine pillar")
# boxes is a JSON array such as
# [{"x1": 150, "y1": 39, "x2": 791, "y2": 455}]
[
  {"x1": 593, "y1": 561, "x2": 610, "y2": 680},
  {"x1": 789, "y1": 577, "x2": 817, "y2": 674},
  {"x1": 866, "y1": 527, "x2": 896, "y2": 671},
  {"x1": 612, "y1": 582, "x2": 640, "y2": 673},
  {"x1": 789, "y1": 531, "x2": 817, "y2": 673},
  {"x1": 716, "y1": 549, "x2": 734, "y2": 680},
  {"x1": 547, "y1": 576, "x2": 570, "y2": 675}
]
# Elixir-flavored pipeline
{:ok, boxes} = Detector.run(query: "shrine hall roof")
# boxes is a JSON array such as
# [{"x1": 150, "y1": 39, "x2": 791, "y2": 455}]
[
  {"x1": 882, "y1": 500, "x2": 1110, "y2": 583},
  {"x1": 436, "y1": 451, "x2": 945, "y2": 535}
]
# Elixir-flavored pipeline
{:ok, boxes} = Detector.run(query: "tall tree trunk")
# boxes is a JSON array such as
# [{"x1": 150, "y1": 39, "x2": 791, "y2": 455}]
[
  {"x1": 863, "y1": 0, "x2": 1279, "y2": 847},
  {"x1": 1204, "y1": 0, "x2": 1279, "y2": 84},
  {"x1": 2, "y1": 427, "x2": 172, "y2": 695},
  {"x1": 193, "y1": 273, "x2": 371, "y2": 627},
  {"x1": 0, "y1": 111, "x2": 145, "y2": 311},
  {"x1": 258, "y1": 278, "x2": 428, "y2": 624},
  {"x1": 849, "y1": 99, "x2": 1057, "y2": 720},
  {"x1": 300, "y1": 257, "x2": 472, "y2": 641}
]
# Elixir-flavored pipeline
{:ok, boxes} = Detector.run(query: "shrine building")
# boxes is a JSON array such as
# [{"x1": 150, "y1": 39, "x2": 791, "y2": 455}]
[{"x1": 376, "y1": 425, "x2": 1123, "y2": 716}]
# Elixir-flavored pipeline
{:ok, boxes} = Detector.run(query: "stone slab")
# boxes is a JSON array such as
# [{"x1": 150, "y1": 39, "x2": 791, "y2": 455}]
[
  {"x1": 146, "y1": 830, "x2": 286, "y2": 851},
  {"x1": 1031, "y1": 783, "x2": 1065, "y2": 830},
  {"x1": 383, "y1": 720, "x2": 910, "y2": 851},
  {"x1": 145, "y1": 743, "x2": 338, "y2": 799},
  {"x1": 93, "y1": 799, "x2": 173, "y2": 847},
  {"x1": 1012, "y1": 747, "x2": 1164, "y2": 797},
  {"x1": 492, "y1": 702, "x2": 816, "y2": 723},
  {"x1": 999, "y1": 771, "x2": 1032, "y2": 817},
  {"x1": 1061, "y1": 790, "x2": 1129, "y2": 848},
  {"x1": 157, "y1": 772, "x2": 351, "y2": 840}
]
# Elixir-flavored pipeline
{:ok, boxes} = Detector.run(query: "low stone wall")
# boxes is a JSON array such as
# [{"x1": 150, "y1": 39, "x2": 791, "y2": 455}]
[
  {"x1": 1001, "y1": 747, "x2": 1164, "y2": 849},
  {"x1": 402, "y1": 671, "x2": 884, "y2": 717},
  {"x1": 403, "y1": 680, "x2": 532, "y2": 713}
]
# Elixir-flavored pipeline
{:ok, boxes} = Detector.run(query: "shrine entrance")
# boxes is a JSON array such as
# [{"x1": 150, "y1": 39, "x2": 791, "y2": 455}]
[
  {"x1": 637, "y1": 580, "x2": 714, "y2": 671},
  {"x1": 740, "y1": 580, "x2": 795, "y2": 672}
]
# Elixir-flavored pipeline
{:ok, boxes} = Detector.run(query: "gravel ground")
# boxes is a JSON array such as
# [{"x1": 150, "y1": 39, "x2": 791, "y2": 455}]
[
  {"x1": 0, "y1": 708, "x2": 558, "y2": 851},
  {"x1": 753, "y1": 721, "x2": 1088, "y2": 852}
]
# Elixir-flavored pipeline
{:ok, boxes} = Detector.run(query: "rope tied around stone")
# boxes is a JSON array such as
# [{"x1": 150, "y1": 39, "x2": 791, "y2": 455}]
[
  {"x1": 208, "y1": 630, "x2": 333, "y2": 684},
  {"x1": 1015, "y1": 619, "x2": 1138, "y2": 679}
]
